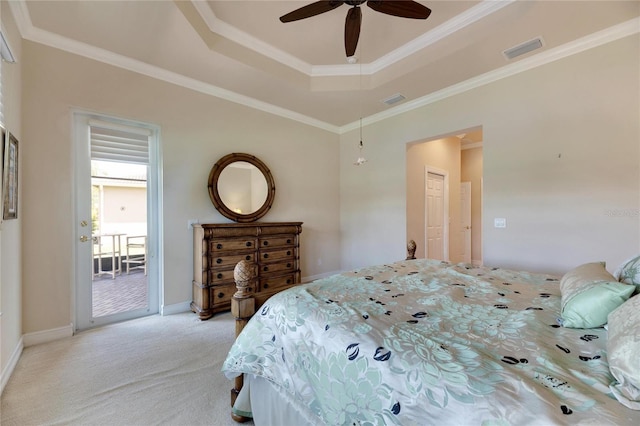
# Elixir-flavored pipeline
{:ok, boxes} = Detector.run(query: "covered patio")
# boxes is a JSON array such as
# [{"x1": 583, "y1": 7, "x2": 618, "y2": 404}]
[{"x1": 92, "y1": 269, "x2": 148, "y2": 317}]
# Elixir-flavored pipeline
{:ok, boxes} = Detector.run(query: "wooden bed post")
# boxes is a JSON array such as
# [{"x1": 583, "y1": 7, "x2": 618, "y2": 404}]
[
  {"x1": 230, "y1": 260, "x2": 257, "y2": 423},
  {"x1": 407, "y1": 239, "x2": 417, "y2": 260}
]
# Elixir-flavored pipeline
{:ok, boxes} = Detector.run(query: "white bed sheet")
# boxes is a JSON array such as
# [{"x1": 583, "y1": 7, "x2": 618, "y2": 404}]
[{"x1": 236, "y1": 374, "x2": 320, "y2": 425}]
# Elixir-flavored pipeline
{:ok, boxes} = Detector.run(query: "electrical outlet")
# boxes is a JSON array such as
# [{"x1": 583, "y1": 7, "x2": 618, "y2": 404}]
[{"x1": 494, "y1": 218, "x2": 507, "y2": 228}]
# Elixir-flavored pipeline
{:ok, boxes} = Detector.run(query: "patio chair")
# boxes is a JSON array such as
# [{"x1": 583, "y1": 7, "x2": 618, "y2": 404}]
[{"x1": 122, "y1": 235, "x2": 147, "y2": 275}]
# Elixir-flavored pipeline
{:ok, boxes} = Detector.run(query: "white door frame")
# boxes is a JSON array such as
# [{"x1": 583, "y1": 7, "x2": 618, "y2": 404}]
[
  {"x1": 71, "y1": 110, "x2": 163, "y2": 331},
  {"x1": 460, "y1": 181, "x2": 472, "y2": 263},
  {"x1": 424, "y1": 166, "x2": 449, "y2": 261}
]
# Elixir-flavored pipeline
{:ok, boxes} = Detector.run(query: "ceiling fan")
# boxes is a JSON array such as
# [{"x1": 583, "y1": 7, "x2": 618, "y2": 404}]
[{"x1": 279, "y1": 1, "x2": 432, "y2": 58}]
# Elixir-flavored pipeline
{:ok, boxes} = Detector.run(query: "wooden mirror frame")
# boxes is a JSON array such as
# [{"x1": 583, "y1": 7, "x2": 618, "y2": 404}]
[{"x1": 207, "y1": 153, "x2": 276, "y2": 223}]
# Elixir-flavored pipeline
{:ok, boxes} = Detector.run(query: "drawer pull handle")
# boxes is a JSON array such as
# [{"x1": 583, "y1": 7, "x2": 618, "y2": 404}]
[
  {"x1": 217, "y1": 243, "x2": 223, "y2": 249},
  {"x1": 264, "y1": 284, "x2": 269, "y2": 289},
  {"x1": 286, "y1": 279, "x2": 291, "y2": 284},
  {"x1": 263, "y1": 253, "x2": 269, "y2": 259},
  {"x1": 245, "y1": 255, "x2": 251, "y2": 260},
  {"x1": 287, "y1": 263, "x2": 292, "y2": 268},
  {"x1": 263, "y1": 266, "x2": 268, "y2": 272},
  {"x1": 246, "y1": 241, "x2": 252, "y2": 247},
  {"x1": 287, "y1": 251, "x2": 291, "y2": 256},
  {"x1": 218, "y1": 292, "x2": 224, "y2": 299},
  {"x1": 217, "y1": 273, "x2": 222, "y2": 279},
  {"x1": 216, "y1": 258, "x2": 222, "y2": 264},
  {"x1": 263, "y1": 241, "x2": 269, "y2": 246},
  {"x1": 287, "y1": 239, "x2": 291, "y2": 244}
]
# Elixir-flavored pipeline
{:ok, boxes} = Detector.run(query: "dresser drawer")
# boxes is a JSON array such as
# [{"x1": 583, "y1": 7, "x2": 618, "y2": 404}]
[
  {"x1": 208, "y1": 268, "x2": 236, "y2": 285},
  {"x1": 260, "y1": 274, "x2": 296, "y2": 292},
  {"x1": 259, "y1": 235, "x2": 296, "y2": 249},
  {"x1": 209, "y1": 238, "x2": 256, "y2": 253},
  {"x1": 210, "y1": 252, "x2": 256, "y2": 268},
  {"x1": 210, "y1": 283, "x2": 246, "y2": 306},
  {"x1": 259, "y1": 261, "x2": 295, "y2": 275},
  {"x1": 259, "y1": 247, "x2": 295, "y2": 262}
]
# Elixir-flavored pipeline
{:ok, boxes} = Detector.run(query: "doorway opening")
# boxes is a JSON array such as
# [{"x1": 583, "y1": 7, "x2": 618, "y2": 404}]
[
  {"x1": 406, "y1": 128, "x2": 483, "y2": 265},
  {"x1": 74, "y1": 112, "x2": 161, "y2": 331}
]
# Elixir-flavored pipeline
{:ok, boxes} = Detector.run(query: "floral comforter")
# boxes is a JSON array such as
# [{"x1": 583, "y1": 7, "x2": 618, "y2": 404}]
[{"x1": 222, "y1": 259, "x2": 640, "y2": 425}]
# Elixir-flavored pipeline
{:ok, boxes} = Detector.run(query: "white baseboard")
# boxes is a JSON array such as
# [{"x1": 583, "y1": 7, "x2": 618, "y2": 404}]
[
  {"x1": 1, "y1": 336, "x2": 23, "y2": 395},
  {"x1": 23, "y1": 324, "x2": 74, "y2": 347},
  {"x1": 161, "y1": 301, "x2": 192, "y2": 316}
]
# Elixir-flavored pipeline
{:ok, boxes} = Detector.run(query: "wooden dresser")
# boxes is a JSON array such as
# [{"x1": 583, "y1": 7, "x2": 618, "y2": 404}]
[{"x1": 191, "y1": 222, "x2": 302, "y2": 320}]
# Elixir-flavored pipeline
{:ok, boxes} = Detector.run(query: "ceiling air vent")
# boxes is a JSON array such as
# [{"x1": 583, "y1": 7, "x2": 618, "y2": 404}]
[
  {"x1": 503, "y1": 37, "x2": 544, "y2": 60},
  {"x1": 382, "y1": 93, "x2": 406, "y2": 106}
]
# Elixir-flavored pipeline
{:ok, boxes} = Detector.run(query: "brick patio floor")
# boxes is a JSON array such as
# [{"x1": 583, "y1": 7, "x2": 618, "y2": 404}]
[{"x1": 92, "y1": 270, "x2": 148, "y2": 317}]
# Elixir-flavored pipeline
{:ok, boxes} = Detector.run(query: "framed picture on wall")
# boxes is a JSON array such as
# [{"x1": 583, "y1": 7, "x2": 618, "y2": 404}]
[
  {"x1": 0, "y1": 126, "x2": 4, "y2": 213},
  {"x1": 3, "y1": 131, "x2": 18, "y2": 220}
]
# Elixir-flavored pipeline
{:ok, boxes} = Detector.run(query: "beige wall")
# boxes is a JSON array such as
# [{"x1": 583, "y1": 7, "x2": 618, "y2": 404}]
[
  {"x1": 461, "y1": 147, "x2": 483, "y2": 264},
  {"x1": 0, "y1": 3, "x2": 22, "y2": 385},
  {"x1": 20, "y1": 41, "x2": 341, "y2": 335},
  {"x1": 341, "y1": 34, "x2": 640, "y2": 275}
]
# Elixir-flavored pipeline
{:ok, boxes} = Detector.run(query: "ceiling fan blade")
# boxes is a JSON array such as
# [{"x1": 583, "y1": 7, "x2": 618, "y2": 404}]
[
  {"x1": 279, "y1": 1, "x2": 344, "y2": 23},
  {"x1": 344, "y1": 6, "x2": 362, "y2": 57},
  {"x1": 367, "y1": 0, "x2": 431, "y2": 19}
]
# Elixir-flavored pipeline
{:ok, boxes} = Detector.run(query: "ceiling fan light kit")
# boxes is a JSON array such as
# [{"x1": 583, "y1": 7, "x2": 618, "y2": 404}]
[
  {"x1": 280, "y1": 0, "x2": 432, "y2": 57},
  {"x1": 354, "y1": 118, "x2": 367, "y2": 166},
  {"x1": 354, "y1": 139, "x2": 367, "y2": 166}
]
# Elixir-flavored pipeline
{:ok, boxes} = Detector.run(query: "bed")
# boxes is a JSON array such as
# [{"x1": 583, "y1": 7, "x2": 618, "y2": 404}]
[{"x1": 222, "y1": 243, "x2": 640, "y2": 425}]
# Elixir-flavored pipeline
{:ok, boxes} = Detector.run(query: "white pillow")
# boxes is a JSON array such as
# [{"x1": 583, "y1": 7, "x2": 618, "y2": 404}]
[
  {"x1": 607, "y1": 295, "x2": 640, "y2": 410},
  {"x1": 614, "y1": 254, "x2": 640, "y2": 294}
]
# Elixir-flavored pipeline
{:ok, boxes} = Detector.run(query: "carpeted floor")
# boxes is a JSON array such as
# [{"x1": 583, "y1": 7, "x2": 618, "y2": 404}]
[{"x1": 1, "y1": 312, "x2": 254, "y2": 426}]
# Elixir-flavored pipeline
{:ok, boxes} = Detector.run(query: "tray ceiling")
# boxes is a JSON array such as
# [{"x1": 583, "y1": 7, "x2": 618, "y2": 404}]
[{"x1": 11, "y1": 1, "x2": 640, "y2": 130}]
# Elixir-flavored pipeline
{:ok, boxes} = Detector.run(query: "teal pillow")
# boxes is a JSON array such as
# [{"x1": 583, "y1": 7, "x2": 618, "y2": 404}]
[
  {"x1": 614, "y1": 254, "x2": 640, "y2": 294},
  {"x1": 560, "y1": 262, "x2": 635, "y2": 329}
]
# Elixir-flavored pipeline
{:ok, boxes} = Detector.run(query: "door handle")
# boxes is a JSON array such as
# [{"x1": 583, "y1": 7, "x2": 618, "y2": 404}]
[{"x1": 80, "y1": 235, "x2": 89, "y2": 242}]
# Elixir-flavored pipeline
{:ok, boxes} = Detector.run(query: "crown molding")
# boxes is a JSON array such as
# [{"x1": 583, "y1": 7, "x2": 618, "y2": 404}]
[
  {"x1": 339, "y1": 16, "x2": 640, "y2": 134},
  {"x1": 364, "y1": 0, "x2": 514, "y2": 75},
  {"x1": 191, "y1": 0, "x2": 312, "y2": 75},
  {"x1": 8, "y1": 1, "x2": 638, "y2": 135},
  {"x1": 8, "y1": 0, "x2": 338, "y2": 133},
  {"x1": 191, "y1": 0, "x2": 514, "y2": 78}
]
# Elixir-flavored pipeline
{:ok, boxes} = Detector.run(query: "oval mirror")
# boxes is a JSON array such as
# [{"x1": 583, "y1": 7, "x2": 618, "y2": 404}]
[{"x1": 208, "y1": 153, "x2": 275, "y2": 222}]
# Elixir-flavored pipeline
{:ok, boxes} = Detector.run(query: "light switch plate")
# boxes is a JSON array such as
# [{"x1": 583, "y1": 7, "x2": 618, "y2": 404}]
[{"x1": 494, "y1": 218, "x2": 507, "y2": 228}]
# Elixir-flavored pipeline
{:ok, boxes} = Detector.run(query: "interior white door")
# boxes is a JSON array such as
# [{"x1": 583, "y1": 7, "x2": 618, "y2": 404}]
[
  {"x1": 426, "y1": 172, "x2": 445, "y2": 260},
  {"x1": 73, "y1": 112, "x2": 160, "y2": 331},
  {"x1": 460, "y1": 181, "x2": 472, "y2": 263}
]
